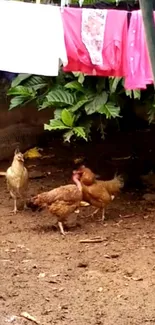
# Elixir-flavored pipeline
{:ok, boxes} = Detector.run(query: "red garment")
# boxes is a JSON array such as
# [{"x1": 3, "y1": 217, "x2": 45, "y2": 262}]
[{"x1": 62, "y1": 8, "x2": 127, "y2": 77}]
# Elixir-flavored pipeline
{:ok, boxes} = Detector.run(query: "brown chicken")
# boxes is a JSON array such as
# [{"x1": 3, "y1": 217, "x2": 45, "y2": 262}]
[
  {"x1": 0, "y1": 149, "x2": 28, "y2": 214},
  {"x1": 27, "y1": 171, "x2": 82, "y2": 235},
  {"x1": 74, "y1": 166, "x2": 124, "y2": 220}
]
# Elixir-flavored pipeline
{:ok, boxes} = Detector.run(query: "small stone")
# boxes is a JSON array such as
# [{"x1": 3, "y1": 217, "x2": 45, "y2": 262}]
[{"x1": 77, "y1": 262, "x2": 88, "y2": 268}]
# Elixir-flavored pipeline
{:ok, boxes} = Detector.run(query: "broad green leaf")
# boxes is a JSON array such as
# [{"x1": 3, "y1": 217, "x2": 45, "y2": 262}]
[
  {"x1": 148, "y1": 103, "x2": 155, "y2": 123},
  {"x1": 47, "y1": 89, "x2": 75, "y2": 106},
  {"x1": 24, "y1": 75, "x2": 48, "y2": 90},
  {"x1": 148, "y1": 109, "x2": 155, "y2": 124},
  {"x1": 44, "y1": 119, "x2": 69, "y2": 131},
  {"x1": 74, "y1": 111, "x2": 82, "y2": 122},
  {"x1": 38, "y1": 101, "x2": 52, "y2": 110},
  {"x1": 109, "y1": 77, "x2": 122, "y2": 94},
  {"x1": 11, "y1": 73, "x2": 31, "y2": 87},
  {"x1": 73, "y1": 126, "x2": 87, "y2": 141},
  {"x1": 72, "y1": 72, "x2": 85, "y2": 84},
  {"x1": 61, "y1": 109, "x2": 74, "y2": 127},
  {"x1": 64, "y1": 81, "x2": 85, "y2": 93},
  {"x1": 33, "y1": 84, "x2": 47, "y2": 91},
  {"x1": 78, "y1": 73, "x2": 85, "y2": 84},
  {"x1": 63, "y1": 130, "x2": 74, "y2": 142},
  {"x1": 72, "y1": 72, "x2": 80, "y2": 78},
  {"x1": 98, "y1": 102, "x2": 120, "y2": 119},
  {"x1": 85, "y1": 92, "x2": 108, "y2": 115},
  {"x1": 70, "y1": 98, "x2": 90, "y2": 112},
  {"x1": 54, "y1": 108, "x2": 62, "y2": 119},
  {"x1": 125, "y1": 89, "x2": 132, "y2": 98},
  {"x1": 133, "y1": 90, "x2": 141, "y2": 100},
  {"x1": 9, "y1": 96, "x2": 28, "y2": 110},
  {"x1": 8, "y1": 86, "x2": 36, "y2": 97}
]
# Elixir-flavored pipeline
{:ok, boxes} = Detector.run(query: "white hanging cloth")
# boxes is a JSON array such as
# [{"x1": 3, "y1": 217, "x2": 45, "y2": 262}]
[
  {"x1": 0, "y1": 1, "x2": 68, "y2": 76},
  {"x1": 81, "y1": 9, "x2": 107, "y2": 66}
]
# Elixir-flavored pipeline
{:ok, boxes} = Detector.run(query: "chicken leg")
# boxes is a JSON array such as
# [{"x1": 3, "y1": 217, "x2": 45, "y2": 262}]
[
  {"x1": 101, "y1": 208, "x2": 105, "y2": 221},
  {"x1": 9, "y1": 191, "x2": 18, "y2": 214},
  {"x1": 58, "y1": 221, "x2": 65, "y2": 236},
  {"x1": 86, "y1": 208, "x2": 100, "y2": 219}
]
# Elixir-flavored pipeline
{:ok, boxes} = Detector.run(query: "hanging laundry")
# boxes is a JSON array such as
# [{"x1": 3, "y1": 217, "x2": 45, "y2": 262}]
[
  {"x1": 70, "y1": 1, "x2": 140, "y2": 10},
  {"x1": 62, "y1": 8, "x2": 127, "y2": 77},
  {"x1": 0, "y1": 1, "x2": 67, "y2": 76},
  {"x1": 81, "y1": 9, "x2": 107, "y2": 66},
  {"x1": 125, "y1": 10, "x2": 153, "y2": 90}
]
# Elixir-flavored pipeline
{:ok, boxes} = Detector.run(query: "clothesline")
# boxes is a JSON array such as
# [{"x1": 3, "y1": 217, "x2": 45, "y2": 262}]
[{"x1": 0, "y1": 1, "x2": 154, "y2": 90}]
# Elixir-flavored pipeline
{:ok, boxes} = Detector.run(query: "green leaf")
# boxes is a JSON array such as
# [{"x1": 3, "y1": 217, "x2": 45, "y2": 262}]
[
  {"x1": 109, "y1": 77, "x2": 122, "y2": 94},
  {"x1": 64, "y1": 81, "x2": 85, "y2": 93},
  {"x1": 148, "y1": 109, "x2": 155, "y2": 124},
  {"x1": 85, "y1": 92, "x2": 108, "y2": 115},
  {"x1": 8, "y1": 86, "x2": 36, "y2": 97},
  {"x1": 61, "y1": 109, "x2": 74, "y2": 127},
  {"x1": 148, "y1": 103, "x2": 155, "y2": 124},
  {"x1": 78, "y1": 73, "x2": 85, "y2": 84},
  {"x1": 38, "y1": 101, "x2": 52, "y2": 110},
  {"x1": 98, "y1": 102, "x2": 120, "y2": 119},
  {"x1": 54, "y1": 108, "x2": 62, "y2": 119},
  {"x1": 72, "y1": 72, "x2": 80, "y2": 78},
  {"x1": 9, "y1": 96, "x2": 28, "y2": 109},
  {"x1": 133, "y1": 90, "x2": 141, "y2": 100},
  {"x1": 11, "y1": 74, "x2": 32, "y2": 87},
  {"x1": 63, "y1": 130, "x2": 74, "y2": 142},
  {"x1": 23, "y1": 75, "x2": 48, "y2": 91},
  {"x1": 47, "y1": 89, "x2": 75, "y2": 106},
  {"x1": 73, "y1": 126, "x2": 87, "y2": 141},
  {"x1": 70, "y1": 98, "x2": 90, "y2": 112},
  {"x1": 125, "y1": 89, "x2": 132, "y2": 98},
  {"x1": 72, "y1": 72, "x2": 85, "y2": 84},
  {"x1": 44, "y1": 119, "x2": 69, "y2": 131}
]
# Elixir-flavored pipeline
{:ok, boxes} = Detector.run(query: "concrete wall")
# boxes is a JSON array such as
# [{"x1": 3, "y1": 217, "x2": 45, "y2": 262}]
[
  {"x1": 0, "y1": 97, "x2": 52, "y2": 128},
  {"x1": 0, "y1": 95, "x2": 53, "y2": 161}
]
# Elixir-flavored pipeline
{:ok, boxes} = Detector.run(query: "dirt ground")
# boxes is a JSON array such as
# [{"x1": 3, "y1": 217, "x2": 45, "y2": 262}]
[{"x1": 1, "y1": 139, "x2": 155, "y2": 325}]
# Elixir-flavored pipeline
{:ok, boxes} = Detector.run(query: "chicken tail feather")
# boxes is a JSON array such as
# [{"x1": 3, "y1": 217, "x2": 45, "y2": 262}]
[{"x1": 103, "y1": 175, "x2": 124, "y2": 195}]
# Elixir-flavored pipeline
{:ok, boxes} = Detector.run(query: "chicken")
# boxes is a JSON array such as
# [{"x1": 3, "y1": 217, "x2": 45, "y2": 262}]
[
  {"x1": 74, "y1": 166, "x2": 124, "y2": 221},
  {"x1": 5, "y1": 148, "x2": 28, "y2": 214},
  {"x1": 27, "y1": 171, "x2": 82, "y2": 235}
]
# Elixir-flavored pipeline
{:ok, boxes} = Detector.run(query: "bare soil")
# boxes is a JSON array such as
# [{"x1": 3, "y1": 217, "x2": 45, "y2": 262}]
[{"x1": 1, "y1": 138, "x2": 155, "y2": 325}]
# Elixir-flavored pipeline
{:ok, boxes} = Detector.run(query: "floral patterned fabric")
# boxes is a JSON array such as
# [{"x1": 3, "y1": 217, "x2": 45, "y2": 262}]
[{"x1": 81, "y1": 9, "x2": 107, "y2": 65}]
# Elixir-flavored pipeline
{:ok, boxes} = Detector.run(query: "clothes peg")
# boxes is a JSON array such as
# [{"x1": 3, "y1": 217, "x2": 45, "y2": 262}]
[
  {"x1": 79, "y1": 0, "x2": 84, "y2": 7},
  {"x1": 61, "y1": 0, "x2": 70, "y2": 11}
]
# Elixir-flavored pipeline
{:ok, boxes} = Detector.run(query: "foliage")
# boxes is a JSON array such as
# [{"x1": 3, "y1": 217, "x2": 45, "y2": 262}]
[
  {"x1": 7, "y1": 70, "x2": 155, "y2": 142},
  {"x1": 7, "y1": 72, "x2": 121, "y2": 141}
]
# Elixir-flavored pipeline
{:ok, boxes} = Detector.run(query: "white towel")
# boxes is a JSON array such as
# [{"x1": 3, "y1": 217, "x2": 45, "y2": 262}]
[{"x1": 0, "y1": 1, "x2": 68, "y2": 76}]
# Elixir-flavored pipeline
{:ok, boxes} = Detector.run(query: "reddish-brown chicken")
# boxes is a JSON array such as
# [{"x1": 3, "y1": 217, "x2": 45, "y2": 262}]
[
  {"x1": 27, "y1": 171, "x2": 82, "y2": 235},
  {"x1": 74, "y1": 166, "x2": 124, "y2": 220}
]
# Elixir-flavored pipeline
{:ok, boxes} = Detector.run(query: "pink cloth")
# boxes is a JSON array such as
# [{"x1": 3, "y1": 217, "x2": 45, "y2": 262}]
[
  {"x1": 62, "y1": 8, "x2": 127, "y2": 77},
  {"x1": 125, "y1": 10, "x2": 153, "y2": 90}
]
